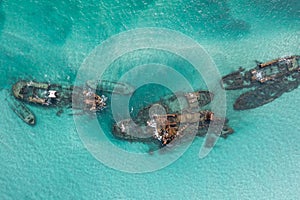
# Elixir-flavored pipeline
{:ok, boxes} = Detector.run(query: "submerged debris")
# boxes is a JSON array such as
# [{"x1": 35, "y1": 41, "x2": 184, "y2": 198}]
[
  {"x1": 56, "y1": 109, "x2": 64, "y2": 116},
  {"x1": 86, "y1": 80, "x2": 135, "y2": 95},
  {"x1": 6, "y1": 94, "x2": 35, "y2": 125}
]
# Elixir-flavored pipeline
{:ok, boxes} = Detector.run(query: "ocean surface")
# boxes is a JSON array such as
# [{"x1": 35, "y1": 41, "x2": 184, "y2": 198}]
[{"x1": 0, "y1": 0, "x2": 299, "y2": 199}]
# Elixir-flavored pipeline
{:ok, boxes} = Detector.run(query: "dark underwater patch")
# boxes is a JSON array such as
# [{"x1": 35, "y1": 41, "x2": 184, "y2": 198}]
[
  {"x1": 132, "y1": 0, "x2": 251, "y2": 40},
  {"x1": 182, "y1": 0, "x2": 251, "y2": 38},
  {"x1": 250, "y1": 0, "x2": 300, "y2": 18},
  {"x1": 12, "y1": 0, "x2": 82, "y2": 45},
  {"x1": 0, "y1": 0, "x2": 4, "y2": 34}
]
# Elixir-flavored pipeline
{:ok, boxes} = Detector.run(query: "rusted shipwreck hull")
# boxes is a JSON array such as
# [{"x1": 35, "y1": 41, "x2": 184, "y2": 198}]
[
  {"x1": 221, "y1": 55, "x2": 300, "y2": 110},
  {"x1": 113, "y1": 110, "x2": 234, "y2": 147}
]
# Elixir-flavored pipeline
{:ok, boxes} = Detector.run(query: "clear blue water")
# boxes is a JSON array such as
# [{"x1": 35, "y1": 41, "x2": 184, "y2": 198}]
[{"x1": 1, "y1": 0, "x2": 299, "y2": 199}]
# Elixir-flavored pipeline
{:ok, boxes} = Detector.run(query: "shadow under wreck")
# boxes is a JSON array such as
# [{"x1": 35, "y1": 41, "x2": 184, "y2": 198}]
[{"x1": 221, "y1": 55, "x2": 300, "y2": 110}]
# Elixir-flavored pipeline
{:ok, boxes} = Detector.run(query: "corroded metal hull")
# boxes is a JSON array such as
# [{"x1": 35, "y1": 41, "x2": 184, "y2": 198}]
[
  {"x1": 12, "y1": 80, "x2": 107, "y2": 112},
  {"x1": 112, "y1": 111, "x2": 234, "y2": 147},
  {"x1": 221, "y1": 55, "x2": 300, "y2": 110},
  {"x1": 222, "y1": 55, "x2": 300, "y2": 90},
  {"x1": 133, "y1": 90, "x2": 213, "y2": 125}
]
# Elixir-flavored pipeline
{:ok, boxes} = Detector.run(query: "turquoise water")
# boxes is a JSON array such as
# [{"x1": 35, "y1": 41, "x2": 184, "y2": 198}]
[{"x1": 1, "y1": 0, "x2": 299, "y2": 199}]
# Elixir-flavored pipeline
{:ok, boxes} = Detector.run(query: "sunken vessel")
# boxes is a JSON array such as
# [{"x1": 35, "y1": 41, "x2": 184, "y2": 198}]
[
  {"x1": 6, "y1": 93, "x2": 36, "y2": 125},
  {"x1": 133, "y1": 90, "x2": 213, "y2": 125},
  {"x1": 86, "y1": 80, "x2": 135, "y2": 95},
  {"x1": 12, "y1": 80, "x2": 107, "y2": 112},
  {"x1": 113, "y1": 110, "x2": 233, "y2": 147},
  {"x1": 221, "y1": 55, "x2": 300, "y2": 110},
  {"x1": 112, "y1": 90, "x2": 233, "y2": 147}
]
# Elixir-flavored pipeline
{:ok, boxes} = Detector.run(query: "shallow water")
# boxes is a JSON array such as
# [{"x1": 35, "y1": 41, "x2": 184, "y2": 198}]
[{"x1": 0, "y1": 0, "x2": 299, "y2": 199}]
